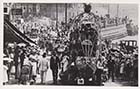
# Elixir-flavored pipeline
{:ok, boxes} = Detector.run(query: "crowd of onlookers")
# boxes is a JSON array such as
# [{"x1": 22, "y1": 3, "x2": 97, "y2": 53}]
[
  {"x1": 3, "y1": 10, "x2": 138, "y2": 85},
  {"x1": 3, "y1": 37, "x2": 138, "y2": 85},
  {"x1": 11, "y1": 14, "x2": 138, "y2": 45},
  {"x1": 3, "y1": 42, "x2": 57, "y2": 85},
  {"x1": 96, "y1": 39, "x2": 138, "y2": 85}
]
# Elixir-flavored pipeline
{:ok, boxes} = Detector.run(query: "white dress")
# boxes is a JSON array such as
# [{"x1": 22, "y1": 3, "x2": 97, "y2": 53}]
[
  {"x1": 3, "y1": 65, "x2": 8, "y2": 83},
  {"x1": 61, "y1": 56, "x2": 69, "y2": 72},
  {"x1": 31, "y1": 62, "x2": 37, "y2": 76},
  {"x1": 38, "y1": 56, "x2": 49, "y2": 82},
  {"x1": 38, "y1": 56, "x2": 49, "y2": 72},
  {"x1": 120, "y1": 63, "x2": 124, "y2": 74},
  {"x1": 30, "y1": 55, "x2": 37, "y2": 76}
]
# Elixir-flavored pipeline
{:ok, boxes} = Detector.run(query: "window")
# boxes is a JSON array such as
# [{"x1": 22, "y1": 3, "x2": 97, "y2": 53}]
[
  {"x1": 4, "y1": 7, "x2": 8, "y2": 13},
  {"x1": 125, "y1": 41, "x2": 128, "y2": 46},
  {"x1": 129, "y1": 41, "x2": 133, "y2": 46}
]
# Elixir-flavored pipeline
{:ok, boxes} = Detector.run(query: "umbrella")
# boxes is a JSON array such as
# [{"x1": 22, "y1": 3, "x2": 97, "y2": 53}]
[
  {"x1": 18, "y1": 43, "x2": 26, "y2": 47},
  {"x1": 8, "y1": 43, "x2": 14, "y2": 48}
]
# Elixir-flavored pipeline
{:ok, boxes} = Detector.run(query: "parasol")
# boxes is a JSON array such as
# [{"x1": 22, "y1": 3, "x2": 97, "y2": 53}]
[{"x1": 18, "y1": 43, "x2": 26, "y2": 47}]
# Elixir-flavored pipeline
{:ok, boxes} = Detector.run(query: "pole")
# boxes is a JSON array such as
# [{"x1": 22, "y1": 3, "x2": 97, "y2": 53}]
[
  {"x1": 56, "y1": 4, "x2": 58, "y2": 31},
  {"x1": 117, "y1": 4, "x2": 119, "y2": 17},
  {"x1": 65, "y1": 3, "x2": 67, "y2": 30},
  {"x1": 108, "y1": 4, "x2": 110, "y2": 14}
]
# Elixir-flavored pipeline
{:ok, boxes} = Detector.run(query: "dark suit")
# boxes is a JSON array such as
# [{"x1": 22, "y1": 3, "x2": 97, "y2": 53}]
[
  {"x1": 20, "y1": 52, "x2": 25, "y2": 70},
  {"x1": 107, "y1": 59, "x2": 115, "y2": 82},
  {"x1": 14, "y1": 47, "x2": 19, "y2": 79},
  {"x1": 50, "y1": 55, "x2": 60, "y2": 84}
]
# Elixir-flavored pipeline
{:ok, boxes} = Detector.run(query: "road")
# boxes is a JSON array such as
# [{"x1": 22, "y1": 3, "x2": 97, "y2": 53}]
[{"x1": 6, "y1": 57, "x2": 138, "y2": 86}]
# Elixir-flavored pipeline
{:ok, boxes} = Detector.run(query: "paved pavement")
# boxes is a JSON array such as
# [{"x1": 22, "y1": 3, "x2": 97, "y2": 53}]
[
  {"x1": 6, "y1": 73, "x2": 138, "y2": 86},
  {"x1": 36, "y1": 68, "x2": 55, "y2": 85},
  {"x1": 104, "y1": 79, "x2": 122, "y2": 86}
]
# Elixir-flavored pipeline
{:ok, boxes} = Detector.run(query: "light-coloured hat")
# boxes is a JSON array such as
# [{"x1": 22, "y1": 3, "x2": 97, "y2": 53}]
[{"x1": 71, "y1": 62, "x2": 75, "y2": 66}]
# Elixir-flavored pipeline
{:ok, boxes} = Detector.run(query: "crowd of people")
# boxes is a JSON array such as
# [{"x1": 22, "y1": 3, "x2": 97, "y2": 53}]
[
  {"x1": 3, "y1": 42, "x2": 61, "y2": 85},
  {"x1": 3, "y1": 36, "x2": 138, "y2": 85},
  {"x1": 95, "y1": 39, "x2": 138, "y2": 85},
  {"x1": 3, "y1": 4, "x2": 138, "y2": 85},
  {"x1": 11, "y1": 16, "x2": 71, "y2": 43}
]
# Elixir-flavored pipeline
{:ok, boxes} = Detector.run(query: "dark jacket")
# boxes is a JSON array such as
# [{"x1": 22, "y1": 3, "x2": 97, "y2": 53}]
[
  {"x1": 107, "y1": 59, "x2": 115, "y2": 70},
  {"x1": 50, "y1": 56, "x2": 60, "y2": 70}
]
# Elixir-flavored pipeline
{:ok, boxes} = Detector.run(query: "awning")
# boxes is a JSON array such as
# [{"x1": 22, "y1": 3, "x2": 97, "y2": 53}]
[{"x1": 4, "y1": 19, "x2": 36, "y2": 45}]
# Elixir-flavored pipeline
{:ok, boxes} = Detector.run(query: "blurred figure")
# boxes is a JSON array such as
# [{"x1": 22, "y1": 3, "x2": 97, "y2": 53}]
[
  {"x1": 20, "y1": 47, "x2": 26, "y2": 71},
  {"x1": 14, "y1": 45, "x2": 20, "y2": 79},
  {"x1": 38, "y1": 53, "x2": 49, "y2": 84},
  {"x1": 125, "y1": 58, "x2": 133, "y2": 81},
  {"x1": 119, "y1": 62, "x2": 125, "y2": 80},
  {"x1": 50, "y1": 51, "x2": 60, "y2": 84},
  {"x1": 133, "y1": 54, "x2": 138, "y2": 82},
  {"x1": 29, "y1": 53, "x2": 38, "y2": 83},
  {"x1": 19, "y1": 54, "x2": 31, "y2": 85},
  {"x1": 107, "y1": 55, "x2": 115, "y2": 82},
  {"x1": 96, "y1": 57, "x2": 104, "y2": 85},
  {"x1": 3, "y1": 61, "x2": 8, "y2": 85},
  {"x1": 61, "y1": 55, "x2": 69, "y2": 72}
]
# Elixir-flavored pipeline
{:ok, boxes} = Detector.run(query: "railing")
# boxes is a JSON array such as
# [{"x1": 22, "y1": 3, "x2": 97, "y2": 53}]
[{"x1": 101, "y1": 24, "x2": 127, "y2": 40}]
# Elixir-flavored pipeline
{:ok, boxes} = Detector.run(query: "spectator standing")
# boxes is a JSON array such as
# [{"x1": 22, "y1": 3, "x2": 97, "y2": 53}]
[
  {"x1": 50, "y1": 51, "x2": 60, "y2": 84},
  {"x1": 3, "y1": 61, "x2": 8, "y2": 85},
  {"x1": 29, "y1": 53, "x2": 38, "y2": 83},
  {"x1": 96, "y1": 57, "x2": 104, "y2": 85},
  {"x1": 20, "y1": 48, "x2": 26, "y2": 71},
  {"x1": 14, "y1": 45, "x2": 20, "y2": 79},
  {"x1": 119, "y1": 62, "x2": 125, "y2": 80},
  {"x1": 125, "y1": 58, "x2": 133, "y2": 81},
  {"x1": 38, "y1": 53, "x2": 49, "y2": 84},
  {"x1": 107, "y1": 55, "x2": 115, "y2": 82}
]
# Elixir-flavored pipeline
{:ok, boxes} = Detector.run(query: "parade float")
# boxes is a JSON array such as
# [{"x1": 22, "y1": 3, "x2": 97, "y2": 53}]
[
  {"x1": 59, "y1": 3, "x2": 130, "y2": 85},
  {"x1": 59, "y1": 4, "x2": 100, "y2": 85}
]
